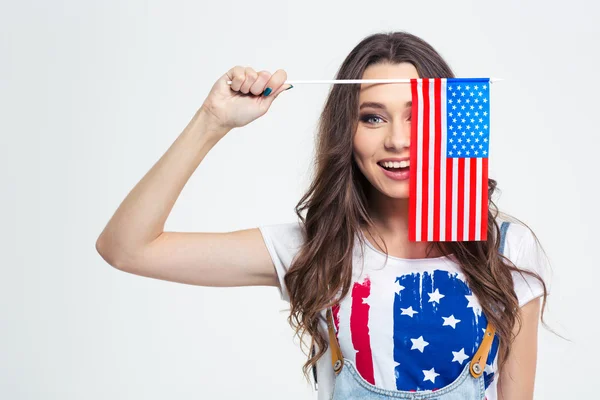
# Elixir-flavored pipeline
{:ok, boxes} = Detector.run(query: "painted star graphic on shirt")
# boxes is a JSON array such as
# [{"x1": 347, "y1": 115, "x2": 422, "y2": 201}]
[
  {"x1": 428, "y1": 288, "x2": 445, "y2": 304},
  {"x1": 465, "y1": 294, "x2": 483, "y2": 316},
  {"x1": 401, "y1": 306, "x2": 418, "y2": 318},
  {"x1": 442, "y1": 315, "x2": 461, "y2": 329},
  {"x1": 396, "y1": 280, "x2": 405, "y2": 294},
  {"x1": 423, "y1": 367, "x2": 440, "y2": 383},
  {"x1": 410, "y1": 336, "x2": 429, "y2": 353},
  {"x1": 452, "y1": 348, "x2": 469, "y2": 365}
]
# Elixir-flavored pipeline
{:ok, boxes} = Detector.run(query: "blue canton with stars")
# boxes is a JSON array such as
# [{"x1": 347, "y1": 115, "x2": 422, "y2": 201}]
[
  {"x1": 446, "y1": 78, "x2": 490, "y2": 158},
  {"x1": 392, "y1": 270, "x2": 499, "y2": 391}
]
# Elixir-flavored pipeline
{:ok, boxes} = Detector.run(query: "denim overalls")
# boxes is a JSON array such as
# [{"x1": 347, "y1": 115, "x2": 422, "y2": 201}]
[{"x1": 321, "y1": 221, "x2": 511, "y2": 400}]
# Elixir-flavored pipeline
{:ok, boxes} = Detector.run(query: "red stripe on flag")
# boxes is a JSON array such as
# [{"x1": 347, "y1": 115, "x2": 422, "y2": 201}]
[
  {"x1": 457, "y1": 157, "x2": 465, "y2": 241},
  {"x1": 409, "y1": 80, "x2": 419, "y2": 242},
  {"x1": 481, "y1": 157, "x2": 489, "y2": 240},
  {"x1": 445, "y1": 157, "x2": 453, "y2": 241},
  {"x1": 421, "y1": 79, "x2": 430, "y2": 241},
  {"x1": 433, "y1": 79, "x2": 442, "y2": 241},
  {"x1": 350, "y1": 277, "x2": 374, "y2": 384},
  {"x1": 469, "y1": 157, "x2": 477, "y2": 241}
]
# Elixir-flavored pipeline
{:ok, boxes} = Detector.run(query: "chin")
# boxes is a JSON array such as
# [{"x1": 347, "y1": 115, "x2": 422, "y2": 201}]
[{"x1": 383, "y1": 186, "x2": 410, "y2": 199}]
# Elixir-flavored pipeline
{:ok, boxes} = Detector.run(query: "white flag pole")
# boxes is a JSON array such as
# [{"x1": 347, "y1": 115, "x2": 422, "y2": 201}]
[{"x1": 225, "y1": 78, "x2": 503, "y2": 85}]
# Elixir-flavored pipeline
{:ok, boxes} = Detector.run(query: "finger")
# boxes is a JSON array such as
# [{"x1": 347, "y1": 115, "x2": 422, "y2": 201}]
[
  {"x1": 271, "y1": 83, "x2": 293, "y2": 98},
  {"x1": 227, "y1": 66, "x2": 246, "y2": 92},
  {"x1": 239, "y1": 67, "x2": 259, "y2": 94},
  {"x1": 249, "y1": 70, "x2": 272, "y2": 95},
  {"x1": 263, "y1": 69, "x2": 289, "y2": 98}
]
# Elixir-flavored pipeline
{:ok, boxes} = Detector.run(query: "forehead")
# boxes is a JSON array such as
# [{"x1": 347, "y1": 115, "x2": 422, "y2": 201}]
[{"x1": 358, "y1": 62, "x2": 419, "y2": 107}]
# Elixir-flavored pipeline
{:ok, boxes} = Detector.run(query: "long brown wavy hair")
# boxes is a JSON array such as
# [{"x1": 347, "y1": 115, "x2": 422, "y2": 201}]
[{"x1": 283, "y1": 31, "x2": 549, "y2": 383}]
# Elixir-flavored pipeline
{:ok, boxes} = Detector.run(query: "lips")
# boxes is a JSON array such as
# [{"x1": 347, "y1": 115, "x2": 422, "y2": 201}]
[
  {"x1": 378, "y1": 159, "x2": 410, "y2": 171},
  {"x1": 378, "y1": 156, "x2": 410, "y2": 163},
  {"x1": 378, "y1": 163, "x2": 410, "y2": 181}
]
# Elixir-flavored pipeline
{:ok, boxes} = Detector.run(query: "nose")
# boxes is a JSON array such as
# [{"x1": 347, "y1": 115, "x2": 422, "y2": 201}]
[{"x1": 384, "y1": 119, "x2": 411, "y2": 151}]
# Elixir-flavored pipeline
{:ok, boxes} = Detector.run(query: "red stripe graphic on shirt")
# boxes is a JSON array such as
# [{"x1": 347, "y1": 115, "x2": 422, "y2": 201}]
[{"x1": 350, "y1": 277, "x2": 374, "y2": 384}]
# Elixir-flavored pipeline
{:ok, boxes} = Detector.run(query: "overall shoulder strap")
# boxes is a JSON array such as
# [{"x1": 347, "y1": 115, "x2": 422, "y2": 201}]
[
  {"x1": 469, "y1": 219, "x2": 511, "y2": 378},
  {"x1": 499, "y1": 220, "x2": 510, "y2": 256},
  {"x1": 311, "y1": 306, "x2": 343, "y2": 391}
]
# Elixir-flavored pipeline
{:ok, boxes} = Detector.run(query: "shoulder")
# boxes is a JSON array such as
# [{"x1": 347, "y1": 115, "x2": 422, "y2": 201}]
[
  {"x1": 258, "y1": 220, "x2": 305, "y2": 251},
  {"x1": 495, "y1": 216, "x2": 546, "y2": 266},
  {"x1": 257, "y1": 220, "x2": 306, "y2": 302},
  {"x1": 496, "y1": 218, "x2": 533, "y2": 260},
  {"x1": 494, "y1": 215, "x2": 551, "y2": 307}
]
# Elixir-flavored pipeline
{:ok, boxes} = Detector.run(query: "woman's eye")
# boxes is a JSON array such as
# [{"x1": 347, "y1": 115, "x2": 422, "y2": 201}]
[{"x1": 360, "y1": 114, "x2": 384, "y2": 125}]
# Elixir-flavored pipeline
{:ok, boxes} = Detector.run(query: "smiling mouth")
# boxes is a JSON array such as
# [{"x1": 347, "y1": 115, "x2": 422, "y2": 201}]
[{"x1": 378, "y1": 160, "x2": 410, "y2": 172}]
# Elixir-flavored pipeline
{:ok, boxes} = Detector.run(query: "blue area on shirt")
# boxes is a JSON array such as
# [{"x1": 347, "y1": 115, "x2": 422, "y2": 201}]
[{"x1": 392, "y1": 270, "x2": 499, "y2": 391}]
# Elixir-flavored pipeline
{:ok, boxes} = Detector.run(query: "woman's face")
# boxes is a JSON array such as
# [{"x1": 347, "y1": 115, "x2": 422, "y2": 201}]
[{"x1": 353, "y1": 62, "x2": 419, "y2": 200}]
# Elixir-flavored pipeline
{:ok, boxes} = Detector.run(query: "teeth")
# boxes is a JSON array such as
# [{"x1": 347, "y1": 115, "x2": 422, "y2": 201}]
[{"x1": 381, "y1": 160, "x2": 410, "y2": 168}]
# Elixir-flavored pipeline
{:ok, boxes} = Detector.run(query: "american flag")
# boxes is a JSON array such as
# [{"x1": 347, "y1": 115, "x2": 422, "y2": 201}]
[{"x1": 409, "y1": 78, "x2": 491, "y2": 242}]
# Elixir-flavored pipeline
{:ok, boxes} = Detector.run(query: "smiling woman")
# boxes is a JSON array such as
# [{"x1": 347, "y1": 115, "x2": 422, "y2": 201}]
[
  {"x1": 355, "y1": 64, "x2": 417, "y2": 191},
  {"x1": 268, "y1": 32, "x2": 549, "y2": 400},
  {"x1": 96, "y1": 30, "x2": 549, "y2": 400}
]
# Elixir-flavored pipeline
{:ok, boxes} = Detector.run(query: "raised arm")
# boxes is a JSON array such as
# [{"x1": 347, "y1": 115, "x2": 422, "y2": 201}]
[{"x1": 95, "y1": 66, "x2": 293, "y2": 288}]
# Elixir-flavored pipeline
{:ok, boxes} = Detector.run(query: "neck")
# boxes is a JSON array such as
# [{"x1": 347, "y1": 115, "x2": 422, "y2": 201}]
[{"x1": 364, "y1": 188, "x2": 444, "y2": 259}]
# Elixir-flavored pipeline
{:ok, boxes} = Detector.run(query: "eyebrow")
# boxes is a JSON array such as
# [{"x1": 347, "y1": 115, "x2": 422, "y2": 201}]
[{"x1": 359, "y1": 101, "x2": 412, "y2": 110}]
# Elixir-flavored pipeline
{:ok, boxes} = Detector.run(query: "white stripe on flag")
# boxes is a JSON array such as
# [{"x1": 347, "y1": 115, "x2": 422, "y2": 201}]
[
  {"x1": 440, "y1": 79, "x2": 447, "y2": 241},
  {"x1": 427, "y1": 79, "x2": 435, "y2": 241},
  {"x1": 452, "y1": 158, "x2": 458, "y2": 241},
  {"x1": 475, "y1": 158, "x2": 482, "y2": 240},
  {"x1": 415, "y1": 81, "x2": 424, "y2": 241},
  {"x1": 463, "y1": 158, "x2": 470, "y2": 241}
]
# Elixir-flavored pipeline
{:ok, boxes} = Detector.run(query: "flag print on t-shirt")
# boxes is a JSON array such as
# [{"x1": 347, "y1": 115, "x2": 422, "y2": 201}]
[
  {"x1": 331, "y1": 268, "x2": 500, "y2": 393},
  {"x1": 258, "y1": 219, "x2": 548, "y2": 400}
]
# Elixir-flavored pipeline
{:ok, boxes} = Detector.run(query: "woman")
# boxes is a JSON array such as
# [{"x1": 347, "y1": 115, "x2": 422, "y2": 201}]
[{"x1": 96, "y1": 31, "x2": 549, "y2": 400}]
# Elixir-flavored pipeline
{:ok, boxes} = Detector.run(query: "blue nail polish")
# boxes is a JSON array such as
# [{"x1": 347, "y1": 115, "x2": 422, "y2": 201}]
[{"x1": 263, "y1": 87, "x2": 272, "y2": 96}]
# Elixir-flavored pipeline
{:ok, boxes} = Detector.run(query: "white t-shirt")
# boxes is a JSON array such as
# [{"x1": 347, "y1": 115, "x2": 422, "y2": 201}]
[{"x1": 258, "y1": 218, "x2": 549, "y2": 400}]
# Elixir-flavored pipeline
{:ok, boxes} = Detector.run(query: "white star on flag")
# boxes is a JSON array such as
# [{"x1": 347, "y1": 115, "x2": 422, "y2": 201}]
[{"x1": 410, "y1": 336, "x2": 429, "y2": 353}]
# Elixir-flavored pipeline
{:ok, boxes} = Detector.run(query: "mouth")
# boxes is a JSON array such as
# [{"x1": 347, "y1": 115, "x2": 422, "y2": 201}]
[
  {"x1": 377, "y1": 159, "x2": 410, "y2": 181},
  {"x1": 377, "y1": 159, "x2": 410, "y2": 172}
]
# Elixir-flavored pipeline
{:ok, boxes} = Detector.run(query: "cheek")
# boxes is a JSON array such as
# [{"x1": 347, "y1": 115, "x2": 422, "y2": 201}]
[{"x1": 352, "y1": 131, "x2": 376, "y2": 164}]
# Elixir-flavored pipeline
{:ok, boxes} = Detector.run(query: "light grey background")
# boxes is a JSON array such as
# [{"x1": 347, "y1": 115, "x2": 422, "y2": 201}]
[{"x1": 1, "y1": 0, "x2": 597, "y2": 398}]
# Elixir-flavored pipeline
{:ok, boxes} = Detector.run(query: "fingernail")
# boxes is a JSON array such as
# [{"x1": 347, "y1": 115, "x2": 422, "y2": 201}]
[
  {"x1": 285, "y1": 84, "x2": 294, "y2": 91},
  {"x1": 263, "y1": 87, "x2": 272, "y2": 96}
]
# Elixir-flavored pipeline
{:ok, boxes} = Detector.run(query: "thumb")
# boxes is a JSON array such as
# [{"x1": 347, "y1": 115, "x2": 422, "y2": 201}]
[{"x1": 270, "y1": 83, "x2": 294, "y2": 99}]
